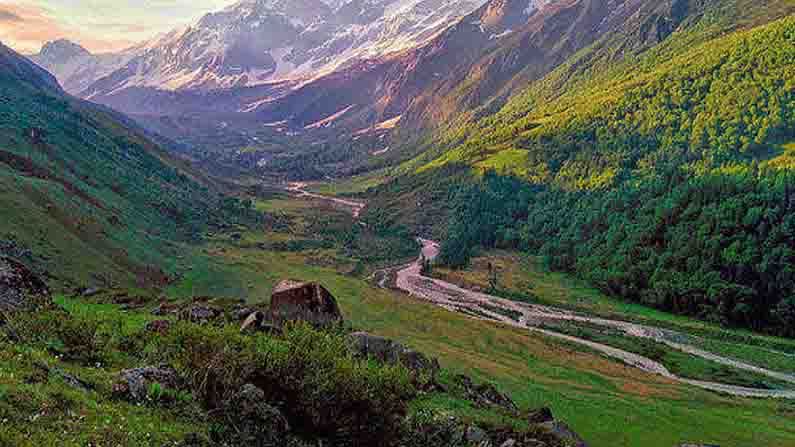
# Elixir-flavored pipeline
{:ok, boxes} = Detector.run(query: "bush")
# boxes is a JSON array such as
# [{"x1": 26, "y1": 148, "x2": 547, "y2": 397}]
[{"x1": 149, "y1": 321, "x2": 417, "y2": 445}]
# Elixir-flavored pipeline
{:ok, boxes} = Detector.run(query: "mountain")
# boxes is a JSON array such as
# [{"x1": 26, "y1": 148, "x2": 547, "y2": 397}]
[
  {"x1": 0, "y1": 41, "x2": 250, "y2": 289},
  {"x1": 71, "y1": 0, "x2": 485, "y2": 116},
  {"x1": 29, "y1": 39, "x2": 135, "y2": 94},
  {"x1": 361, "y1": 0, "x2": 795, "y2": 336}
]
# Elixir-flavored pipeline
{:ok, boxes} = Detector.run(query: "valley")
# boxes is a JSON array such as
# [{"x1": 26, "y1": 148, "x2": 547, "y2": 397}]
[{"x1": 2, "y1": 0, "x2": 795, "y2": 445}]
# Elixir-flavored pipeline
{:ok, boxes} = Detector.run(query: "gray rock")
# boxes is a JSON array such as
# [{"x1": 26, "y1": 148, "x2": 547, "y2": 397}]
[
  {"x1": 540, "y1": 420, "x2": 587, "y2": 447},
  {"x1": 80, "y1": 287, "x2": 102, "y2": 297},
  {"x1": 348, "y1": 332, "x2": 440, "y2": 378},
  {"x1": 455, "y1": 374, "x2": 518, "y2": 413},
  {"x1": 0, "y1": 256, "x2": 49, "y2": 312},
  {"x1": 500, "y1": 439, "x2": 517, "y2": 447},
  {"x1": 180, "y1": 305, "x2": 220, "y2": 324},
  {"x1": 113, "y1": 365, "x2": 181, "y2": 402}
]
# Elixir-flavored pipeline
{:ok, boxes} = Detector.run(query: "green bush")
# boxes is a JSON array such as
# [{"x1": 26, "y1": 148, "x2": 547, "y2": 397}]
[{"x1": 149, "y1": 321, "x2": 417, "y2": 445}]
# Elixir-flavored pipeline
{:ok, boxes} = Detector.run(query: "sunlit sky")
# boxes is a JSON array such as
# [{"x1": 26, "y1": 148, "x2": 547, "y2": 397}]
[{"x1": 0, "y1": 0, "x2": 235, "y2": 54}]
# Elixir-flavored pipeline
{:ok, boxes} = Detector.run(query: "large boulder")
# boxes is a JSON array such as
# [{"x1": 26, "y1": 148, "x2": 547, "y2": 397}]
[
  {"x1": 0, "y1": 256, "x2": 49, "y2": 312},
  {"x1": 348, "y1": 332, "x2": 440, "y2": 379},
  {"x1": 112, "y1": 365, "x2": 181, "y2": 402},
  {"x1": 269, "y1": 279, "x2": 342, "y2": 326}
]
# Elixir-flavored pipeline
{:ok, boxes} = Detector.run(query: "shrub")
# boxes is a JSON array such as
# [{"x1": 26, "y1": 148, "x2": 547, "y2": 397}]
[{"x1": 149, "y1": 321, "x2": 417, "y2": 445}]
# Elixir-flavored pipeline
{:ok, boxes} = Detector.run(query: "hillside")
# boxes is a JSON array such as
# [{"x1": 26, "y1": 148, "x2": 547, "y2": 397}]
[
  {"x1": 362, "y1": 5, "x2": 795, "y2": 336},
  {"x1": 0, "y1": 42, "x2": 252, "y2": 290}
]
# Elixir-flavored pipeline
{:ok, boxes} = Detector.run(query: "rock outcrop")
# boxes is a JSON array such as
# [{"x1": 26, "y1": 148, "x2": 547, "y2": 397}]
[
  {"x1": 269, "y1": 279, "x2": 343, "y2": 326},
  {"x1": 179, "y1": 304, "x2": 221, "y2": 324},
  {"x1": 348, "y1": 331, "x2": 440, "y2": 379},
  {"x1": 0, "y1": 256, "x2": 49, "y2": 312},
  {"x1": 113, "y1": 365, "x2": 181, "y2": 402},
  {"x1": 454, "y1": 374, "x2": 519, "y2": 413}
]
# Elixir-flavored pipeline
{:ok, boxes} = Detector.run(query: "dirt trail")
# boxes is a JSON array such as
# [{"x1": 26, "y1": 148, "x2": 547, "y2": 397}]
[
  {"x1": 286, "y1": 182, "x2": 366, "y2": 218},
  {"x1": 285, "y1": 185, "x2": 795, "y2": 399},
  {"x1": 394, "y1": 239, "x2": 795, "y2": 399}
]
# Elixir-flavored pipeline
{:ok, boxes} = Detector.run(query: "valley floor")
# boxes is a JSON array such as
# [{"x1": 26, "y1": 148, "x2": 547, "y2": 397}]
[{"x1": 179, "y1": 185, "x2": 793, "y2": 447}]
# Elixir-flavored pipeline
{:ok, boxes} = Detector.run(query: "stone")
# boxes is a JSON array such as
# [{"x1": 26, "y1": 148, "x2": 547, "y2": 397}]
[
  {"x1": 180, "y1": 305, "x2": 220, "y2": 324},
  {"x1": 145, "y1": 319, "x2": 172, "y2": 335},
  {"x1": 527, "y1": 407, "x2": 554, "y2": 424},
  {"x1": 232, "y1": 306, "x2": 255, "y2": 321},
  {"x1": 455, "y1": 374, "x2": 518, "y2": 413},
  {"x1": 240, "y1": 311, "x2": 265, "y2": 332},
  {"x1": 540, "y1": 421, "x2": 588, "y2": 447},
  {"x1": 348, "y1": 332, "x2": 440, "y2": 378},
  {"x1": 80, "y1": 287, "x2": 102, "y2": 297},
  {"x1": 113, "y1": 365, "x2": 181, "y2": 402},
  {"x1": 269, "y1": 279, "x2": 342, "y2": 326},
  {"x1": 500, "y1": 440, "x2": 517, "y2": 447},
  {"x1": 0, "y1": 256, "x2": 49, "y2": 312}
]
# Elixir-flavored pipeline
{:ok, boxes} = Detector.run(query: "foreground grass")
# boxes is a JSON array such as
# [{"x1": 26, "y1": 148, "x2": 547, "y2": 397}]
[{"x1": 156, "y1": 195, "x2": 795, "y2": 447}]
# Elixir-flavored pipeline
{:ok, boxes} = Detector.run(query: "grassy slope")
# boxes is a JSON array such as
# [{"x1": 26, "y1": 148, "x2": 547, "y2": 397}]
[
  {"x1": 161, "y1": 194, "x2": 795, "y2": 447},
  {"x1": 411, "y1": 3, "x2": 795, "y2": 176},
  {"x1": 0, "y1": 62, "x2": 224, "y2": 290}
]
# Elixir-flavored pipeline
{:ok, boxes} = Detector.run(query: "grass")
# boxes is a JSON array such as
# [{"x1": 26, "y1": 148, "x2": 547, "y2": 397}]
[{"x1": 152, "y1": 198, "x2": 795, "y2": 447}]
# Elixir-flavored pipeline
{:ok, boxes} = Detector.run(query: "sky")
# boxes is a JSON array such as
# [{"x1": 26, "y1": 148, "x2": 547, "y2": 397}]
[{"x1": 0, "y1": 0, "x2": 234, "y2": 54}]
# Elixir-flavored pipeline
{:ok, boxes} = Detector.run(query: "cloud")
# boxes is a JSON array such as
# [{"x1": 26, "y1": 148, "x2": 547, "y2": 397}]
[
  {"x1": 0, "y1": 9, "x2": 22, "y2": 23},
  {"x1": 0, "y1": 2, "x2": 135, "y2": 54}
]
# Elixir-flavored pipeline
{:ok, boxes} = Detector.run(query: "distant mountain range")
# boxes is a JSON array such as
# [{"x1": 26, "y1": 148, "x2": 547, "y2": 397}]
[
  {"x1": 24, "y1": 0, "x2": 795, "y2": 182},
  {"x1": 29, "y1": 0, "x2": 485, "y2": 114}
]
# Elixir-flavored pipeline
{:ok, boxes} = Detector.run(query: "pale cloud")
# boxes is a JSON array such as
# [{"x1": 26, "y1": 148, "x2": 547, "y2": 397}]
[{"x1": 0, "y1": 0, "x2": 234, "y2": 54}]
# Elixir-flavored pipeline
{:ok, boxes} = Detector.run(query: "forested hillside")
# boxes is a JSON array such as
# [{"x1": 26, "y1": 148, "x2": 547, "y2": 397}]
[
  {"x1": 407, "y1": 10, "x2": 795, "y2": 335},
  {"x1": 0, "y1": 43, "x2": 258, "y2": 290}
]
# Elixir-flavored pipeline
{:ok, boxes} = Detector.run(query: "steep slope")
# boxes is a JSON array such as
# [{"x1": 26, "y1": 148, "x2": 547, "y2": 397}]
[
  {"x1": 0, "y1": 42, "x2": 242, "y2": 289},
  {"x1": 367, "y1": 4, "x2": 795, "y2": 336}
]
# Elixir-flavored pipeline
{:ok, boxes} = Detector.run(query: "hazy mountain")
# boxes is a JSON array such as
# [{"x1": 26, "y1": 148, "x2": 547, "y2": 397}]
[
  {"x1": 67, "y1": 0, "x2": 484, "y2": 116},
  {"x1": 29, "y1": 39, "x2": 135, "y2": 94}
]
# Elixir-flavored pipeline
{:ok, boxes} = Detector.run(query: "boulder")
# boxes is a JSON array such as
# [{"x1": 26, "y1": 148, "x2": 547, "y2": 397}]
[
  {"x1": 0, "y1": 256, "x2": 49, "y2": 312},
  {"x1": 269, "y1": 279, "x2": 342, "y2": 326},
  {"x1": 349, "y1": 332, "x2": 440, "y2": 378},
  {"x1": 223, "y1": 384, "x2": 290, "y2": 444},
  {"x1": 540, "y1": 421, "x2": 587, "y2": 447},
  {"x1": 455, "y1": 374, "x2": 518, "y2": 414},
  {"x1": 527, "y1": 407, "x2": 554, "y2": 424},
  {"x1": 180, "y1": 305, "x2": 221, "y2": 324},
  {"x1": 113, "y1": 365, "x2": 181, "y2": 402}
]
